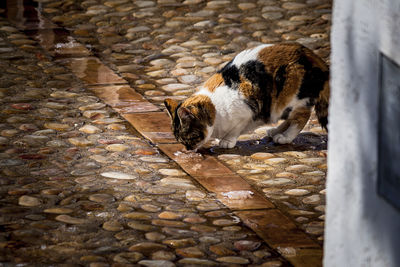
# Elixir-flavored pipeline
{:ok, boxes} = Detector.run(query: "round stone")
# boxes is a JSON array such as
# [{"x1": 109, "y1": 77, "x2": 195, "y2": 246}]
[
  {"x1": 43, "y1": 208, "x2": 73, "y2": 214},
  {"x1": 161, "y1": 83, "x2": 191, "y2": 92},
  {"x1": 145, "y1": 232, "x2": 166, "y2": 241},
  {"x1": 162, "y1": 238, "x2": 196, "y2": 248},
  {"x1": 178, "y1": 258, "x2": 218, "y2": 265},
  {"x1": 151, "y1": 219, "x2": 186, "y2": 227},
  {"x1": 158, "y1": 169, "x2": 186, "y2": 176},
  {"x1": 44, "y1": 123, "x2": 71, "y2": 131},
  {"x1": 261, "y1": 178, "x2": 293, "y2": 186},
  {"x1": 151, "y1": 250, "x2": 176, "y2": 261},
  {"x1": 145, "y1": 187, "x2": 176, "y2": 195},
  {"x1": 285, "y1": 189, "x2": 310, "y2": 196},
  {"x1": 103, "y1": 221, "x2": 124, "y2": 231},
  {"x1": 176, "y1": 246, "x2": 205, "y2": 258},
  {"x1": 138, "y1": 260, "x2": 175, "y2": 267},
  {"x1": 216, "y1": 256, "x2": 250, "y2": 264},
  {"x1": 282, "y1": 2, "x2": 307, "y2": 10},
  {"x1": 303, "y1": 170, "x2": 325, "y2": 176},
  {"x1": 185, "y1": 190, "x2": 206, "y2": 201},
  {"x1": 238, "y1": 3, "x2": 256, "y2": 10},
  {"x1": 113, "y1": 252, "x2": 144, "y2": 264},
  {"x1": 89, "y1": 193, "x2": 115, "y2": 203},
  {"x1": 18, "y1": 195, "x2": 41, "y2": 206},
  {"x1": 105, "y1": 144, "x2": 130, "y2": 151},
  {"x1": 213, "y1": 219, "x2": 238, "y2": 226},
  {"x1": 150, "y1": 59, "x2": 174, "y2": 67},
  {"x1": 101, "y1": 171, "x2": 136, "y2": 180},
  {"x1": 183, "y1": 215, "x2": 207, "y2": 224},
  {"x1": 0, "y1": 136, "x2": 12, "y2": 144},
  {"x1": 250, "y1": 152, "x2": 275, "y2": 160},
  {"x1": 159, "y1": 178, "x2": 195, "y2": 189},
  {"x1": 209, "y1": 244, "x2": 236, "y2": 256},
  {"x1": 302, "y1": 194, "x2": 321, "y2": 204},
  {"x1": 68, "y1": 137, "x2": 94, "y2": 147},
  {"x1": 261, "y1": 261, "x2": 283, "y2": 267},
  {"x1": 129, "y1": 242, "x2": 167, "y2": 255},
  {"x1": 282, "y1": 151, "x2": 308, "y2": 158},
  {"x1": 123, "y1": 212, "x2": 153, "y2": 220},
  {"x1": 196, "y1": 202, "x2": 220, "y2": 211},
  {"x1": 127, "y1": 221, "x2": 156, "y2": 231},
  {"x1": 264, "y1": 158, "x2": 288, "y2": 164},
  {"x1": 158, "y1": 211, "x2": 183, "y2": 220},
  {"x1": 286, "y1": 164, "x2": 313, "y2": 172},
  {"x1": 55, "y1": 215, "x2": 87, "y2": 224},
  {"x1": 234, "y1": 240, "x2": 261, "y2": 251},
  {"x1": 299, "y1": 158, "x2": 326, "y2": 165},
  {"x1": 141, "y1": 204, "x2": 162, "y2": 212},
  {"x1": 79, "y1": 125, "x2": 102, "y2": 134}
]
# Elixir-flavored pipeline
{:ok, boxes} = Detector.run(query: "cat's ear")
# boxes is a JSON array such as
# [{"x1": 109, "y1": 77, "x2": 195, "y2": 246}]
[
  {"x1": 164, "y1": 98, "x2": 179, "y2": 118},
  {"x1": 177, "y1": 106, "x2": 194, "y2": 123}
]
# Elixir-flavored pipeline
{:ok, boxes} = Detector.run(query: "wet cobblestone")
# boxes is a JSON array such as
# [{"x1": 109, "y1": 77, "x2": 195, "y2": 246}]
[{"x1": 0, "y1": 0, "x2": 331, "y2": 265}]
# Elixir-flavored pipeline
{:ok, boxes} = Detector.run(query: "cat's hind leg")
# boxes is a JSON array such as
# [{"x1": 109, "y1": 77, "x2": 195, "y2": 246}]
[
  {"x1": 266, "y1": 120, "x2": 290, "y2": 138},
  {"x1": 273, "y1": 107, "x2": 311, "y2": 144}
]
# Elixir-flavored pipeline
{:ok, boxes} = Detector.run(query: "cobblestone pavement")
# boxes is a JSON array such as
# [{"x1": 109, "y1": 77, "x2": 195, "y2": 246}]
[{"x1": 0, "y1": 0, "x2": 331, "y2": 266}]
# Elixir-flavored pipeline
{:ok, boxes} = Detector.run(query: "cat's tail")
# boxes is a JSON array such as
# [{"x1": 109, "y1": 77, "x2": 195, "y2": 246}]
[{"x1": 315, "y1": 79, "x2": 329, "y2": 131}]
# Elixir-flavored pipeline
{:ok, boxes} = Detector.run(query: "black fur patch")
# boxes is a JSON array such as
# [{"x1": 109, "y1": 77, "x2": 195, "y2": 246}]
[
  {"x1": 306, "y1": 98, "x2": 315, "y2": 107},
  {"x1": 172, "y1": 103, "x2": 206, "y2": 150},
  {"x1": 297, "y1": 55, "x2": 329, "y2": 100},
  {"x1": 318, "y1": 116, "x2": 328, "y2": 131},
  {"x1": 219, "y1": 61, "x2": 240, "y2": 87},
  {"x1": 281, "y1": 107, "x2": 292, "y2": 120},
  {"x1": 240, "y1": 60, "x2": 273, "y2": 121},
  {"x1": 275, "y1": 65, "x2": 287, "y2": 97}
]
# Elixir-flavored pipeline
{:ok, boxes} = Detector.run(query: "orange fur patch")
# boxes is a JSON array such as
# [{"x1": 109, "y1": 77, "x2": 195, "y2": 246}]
[
  {"x1": 164, "y1": 98, "x2": 179, "y2": 118},
  {"x1": 274, "y1": 63, "x2": 305, "y2": 112},
  {"x1": 238, "y1": 79, "x2": 256, "y2": 99},
  {"x1": 203, "y1": 73, "x2": 224, "y2": 92},
  {"x1": 182, "y1": 94, "x2": 216, "y2": 125}
]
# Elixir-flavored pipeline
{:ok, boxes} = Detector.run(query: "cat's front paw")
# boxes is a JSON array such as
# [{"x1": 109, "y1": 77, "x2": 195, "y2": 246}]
[
  {"x1": 219, "y1": 139, "x2": 236, "y2": 149},
  {"x1": 273, "y1": 134, "x2": 292, "y2": 144}
]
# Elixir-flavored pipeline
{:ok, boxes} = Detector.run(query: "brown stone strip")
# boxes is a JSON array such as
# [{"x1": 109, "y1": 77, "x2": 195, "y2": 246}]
[
  {"x1": 235, "y1": 209, "x2": 322, "y2": 267},
  {"x1": 88, "y1": 85, "x2": 159, "y2": 113},
  {"x1": 25, "y1": 29, "x2": 91, "y2": 58},
  {"x1": 122, "y1": 113, "x2": 176, "y2": 144},
  {"x1": 62, "y1": 57, "x2": 127, "y2": 85},
  {"x1": 4, "y1": 0, "x2": 57, "y2": 30},
  {"x1": 279, "y1": 248, "x2": 323, "y2": 267},
  {"x1": 158, "y1": 143, "x2": 275, "y2": 210}
]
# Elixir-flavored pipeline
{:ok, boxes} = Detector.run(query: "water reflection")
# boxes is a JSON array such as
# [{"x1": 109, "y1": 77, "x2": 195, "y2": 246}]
[
  {"x1": 66, "y1": 57, "x2": 127, "y2": 85},
  {"x1": 1, "y1": 0, "x2": 56, "y2": 30}
]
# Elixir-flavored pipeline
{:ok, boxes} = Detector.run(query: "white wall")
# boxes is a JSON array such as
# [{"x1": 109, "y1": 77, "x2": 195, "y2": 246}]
[{"x1": 325, "y1": 0, "x2": 400, "y2": 266}]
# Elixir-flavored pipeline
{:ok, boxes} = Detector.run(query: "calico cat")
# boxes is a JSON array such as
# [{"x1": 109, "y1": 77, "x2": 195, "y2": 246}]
[{"x1": 164, "y1": 43, "x2": 329, "y2": 150}]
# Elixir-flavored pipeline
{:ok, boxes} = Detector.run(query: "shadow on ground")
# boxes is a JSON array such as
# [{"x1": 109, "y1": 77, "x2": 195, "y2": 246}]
[{"x1": 202, "y1": 132, "x2": 328, "y2": 156}]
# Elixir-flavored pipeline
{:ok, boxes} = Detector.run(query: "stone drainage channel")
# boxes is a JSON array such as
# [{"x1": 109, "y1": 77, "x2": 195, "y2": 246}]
[{"x1": 0, "y1": 0, "x2": 329, "y2": 266}]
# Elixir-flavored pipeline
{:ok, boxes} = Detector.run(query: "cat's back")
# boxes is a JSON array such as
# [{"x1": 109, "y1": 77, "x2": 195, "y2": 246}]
[
  {"x1": 197, "y1": 43, "x2": 329, "y2": 123},
  {"x1": 222, "y1": 43, "x2": 328, "y2": 77}
]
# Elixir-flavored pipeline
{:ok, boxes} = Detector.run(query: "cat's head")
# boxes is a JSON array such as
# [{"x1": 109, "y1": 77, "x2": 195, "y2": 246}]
[{"x1": 164, "y1": 96, "x2": 215, "y2": 151}]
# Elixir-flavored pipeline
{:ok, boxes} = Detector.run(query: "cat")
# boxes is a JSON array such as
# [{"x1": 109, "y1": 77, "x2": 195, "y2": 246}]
[{"x1": 164, "y1": 43, "x2": 329, "y2": 151}]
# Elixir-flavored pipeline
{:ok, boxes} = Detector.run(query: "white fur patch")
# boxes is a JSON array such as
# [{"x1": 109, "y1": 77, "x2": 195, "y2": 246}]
[
  {"x1": 196, "y1": 86, "x2": 253, "y2": 140},
  {"x1": 232, "y1": 44, "x2": 273, "y2": 68}
]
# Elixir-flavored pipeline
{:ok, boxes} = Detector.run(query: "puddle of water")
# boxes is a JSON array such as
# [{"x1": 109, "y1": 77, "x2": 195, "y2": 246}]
[
  {"x1": 24, "y1": 28, "x2": 91, "y2": 58},
  {"x1": 1, "y1": 0, "x2": 57, "y2": 30},
  {"x1": 65, "y1": 57, "x2": 127, "y2": 85}
]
